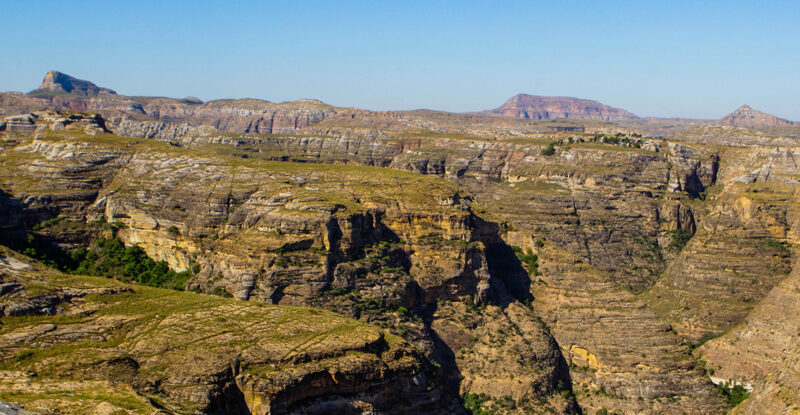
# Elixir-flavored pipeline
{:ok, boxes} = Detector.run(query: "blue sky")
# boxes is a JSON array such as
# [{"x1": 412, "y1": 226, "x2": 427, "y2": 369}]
[{"x1": 1, "y1": 1, "x2": 798, "y2": 119}]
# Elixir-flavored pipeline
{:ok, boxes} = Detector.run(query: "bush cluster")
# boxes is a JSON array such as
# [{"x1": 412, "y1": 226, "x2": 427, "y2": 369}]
[
  {"x1": 71, "y1": 238, "x2": 192, "y2": 290},
  {"x1": 512, "y1": 245, "x2": 540, "y2": 276}
]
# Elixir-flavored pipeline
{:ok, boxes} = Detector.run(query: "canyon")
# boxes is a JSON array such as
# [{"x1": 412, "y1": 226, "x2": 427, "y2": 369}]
[{"x1": 1, "y1": 72, "x2": 799, "y2": 414}]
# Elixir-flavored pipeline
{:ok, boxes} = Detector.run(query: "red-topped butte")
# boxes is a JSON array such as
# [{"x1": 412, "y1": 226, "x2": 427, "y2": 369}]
[{"x1": 482, "y1": 93, "x2": 637, "y2": 121}]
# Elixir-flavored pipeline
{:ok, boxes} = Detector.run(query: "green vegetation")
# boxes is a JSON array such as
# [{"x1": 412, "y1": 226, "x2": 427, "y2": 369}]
[
  {"x1": 1, "y1": 230, "x2": 191, "y2": 291},
  {"x1": 762, "y1": 239, "x2": 791, "y2": 254},
  {"x1": 211, "y1": 286, "x2": 233, "y2": 298},
  {"x1": 322, "y1": 287, "x2": 351, "y2": 296},
  {"x1": 31, "y1": 216, "x2": 63, "y2": 231},
  {"x1": 668, "y1": 228, "x2": 692, "y2": 252},
  {"x1": 512, "y1": 245, "x2": 540, "y2": 276},
  {"x1": 71, "y1": 238, "x2": 192, "y2": 290},
  {"x1": 9, "y1": 232, "x2": 77, "y2": 271},
  {"x1": 716, "y1": 380, "x2": 749, "y2": 407},
  {"x1": 691, "y1": 332, "x2": 721, "y2": 349},
  {"x1": 540, "y1": 143, "x2": 556, "y2": 156},
  {"x1": 463, "y1": 393, "x2": 518, "y2": 415}
]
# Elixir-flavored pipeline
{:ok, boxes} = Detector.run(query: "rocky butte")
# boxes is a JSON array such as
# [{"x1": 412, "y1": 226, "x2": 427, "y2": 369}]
[
  {"x1": 718, "y1": 104, "x2": 798, "y2": 129},
  {"x1": 32, "y1": 70, "x2": 117, "y2": 96},
  {"x1": 481, "y1": 94, "x2": 638, "y2": 122},
  {"x1": 1, "y1": 72, "x2": 800, "y2": 414}
]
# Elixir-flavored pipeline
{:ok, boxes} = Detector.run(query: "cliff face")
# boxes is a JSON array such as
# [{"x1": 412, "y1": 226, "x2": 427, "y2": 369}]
[
  {"x1": 0, "y1": 121, "x2": 577, "y2": 413},
  {"x1": 7, "y1": 95, "x2": 340, "y2": 135},
  {"x1": 113, "y1": 122, "x2": 799, "y2": 413},
  {"x1": 148, "y1": 128, "x2": 718, "y2": 293},
  {"x1": 653, "y1": 147, "x2": 800, "y2": 414},
  {"x1": 482, "y1": 94, "x2": 638, "y2": 121},
  {"x1": 1, "y1": 114, "x2": 726, "y2": 414}
]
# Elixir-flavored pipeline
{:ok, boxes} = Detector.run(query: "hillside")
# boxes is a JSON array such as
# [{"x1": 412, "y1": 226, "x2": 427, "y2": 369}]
[{"x1": 0, "y1": 246, "x2": 450, "y2": 414}]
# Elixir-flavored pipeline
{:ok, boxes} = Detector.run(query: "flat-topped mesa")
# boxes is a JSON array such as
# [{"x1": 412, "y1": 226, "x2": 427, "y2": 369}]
[
  {"x1": 31, "y1": 70, "x2": 116, "y2": 96},
  {"x1": 482, "y1": 93, "x2": 638, "y2": 121},
  {"x1": 719, "y1": 104, "x2": 797, "y2": 128}
]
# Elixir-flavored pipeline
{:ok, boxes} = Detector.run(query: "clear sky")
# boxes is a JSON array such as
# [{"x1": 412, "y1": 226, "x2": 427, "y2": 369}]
[{"x1": 1, "y1": 0, "x2": 798, "y2": 120}]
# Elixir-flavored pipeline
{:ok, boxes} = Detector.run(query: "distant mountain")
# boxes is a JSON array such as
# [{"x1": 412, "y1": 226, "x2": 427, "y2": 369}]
[
  {"x1": 482, "y1": 94, "x2": 637, "y2": 121},
  {"x1": 719, "y1": 105, "x2": 797, "y2": 128},
  {"x1": 30, "y1": 71, "x2": 117, "y2": 96},
  {"x1": 0, "y1": 71, "x2": 339, "y2": 135}
]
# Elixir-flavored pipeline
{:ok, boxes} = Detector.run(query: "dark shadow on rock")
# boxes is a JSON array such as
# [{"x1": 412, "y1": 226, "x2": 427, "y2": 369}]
[
  {"x1": 207, "y1": 374, "x2": 251, "y2": 415},
  {"x1": 425, "y1": 323, "x2": 468, "y2": 414},
  {"x1": 471, "y1": 216, "x2": 533, "y2": 306},
  {"x1": 553, "y1": 348, "x2": 582, "y2": 414},
  {"x1": 484, "y1": 242, "x2": 533, "y2": 305}
]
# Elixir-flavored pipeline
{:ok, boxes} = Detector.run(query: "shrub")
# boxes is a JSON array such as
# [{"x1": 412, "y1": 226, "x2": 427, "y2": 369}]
[
  {"x1": 462, "y1": 393, "x2": 491, "y2": 415},
  {"x1": 668, "y1": 229, "x2": 692, "y2": 252},
  {"x1": 541, "y1": 143, "x2": 556, "y2": 156},
  {"x1": 322, "y1": 287, "x2": 351, "y2": 296},
  {"x1": 513, "y1": 246, "x2": 540, "y2": 276},
  {"x1": 691, "y1": 332, "x2": 719, "y2": 349},
  {"x1": 211, "y1": 286, "x2": 233, "y2": 298},
  {"x1": 716, "y1": 381, "x2": 749, "y2": 406},
  {"x1": 32, "y1": 217, "x2": 62, "y2": 231},
  {"x1": 275, "y1": 257, "x2": 288, "y2": 268},
  {"x1": 72, "y1": 237, "x2": 192, "y2": 290}
]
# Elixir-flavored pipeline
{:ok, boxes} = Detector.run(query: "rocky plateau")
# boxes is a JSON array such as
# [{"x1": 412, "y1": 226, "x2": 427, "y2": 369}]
[{"x1": 1, "y1": 72, "x2": 800, "y2": 414}]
